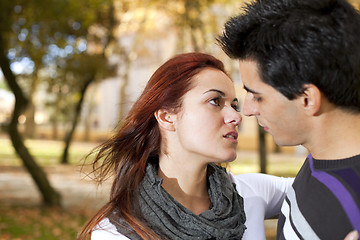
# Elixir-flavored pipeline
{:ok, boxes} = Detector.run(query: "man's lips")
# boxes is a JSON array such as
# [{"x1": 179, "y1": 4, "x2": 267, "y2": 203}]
[
  {"x1": 261, "y1": 125, "x2": 269, "y2": 131},
  {"x1": 259, "y1": 123, "x2": 269, "y2": 132}
]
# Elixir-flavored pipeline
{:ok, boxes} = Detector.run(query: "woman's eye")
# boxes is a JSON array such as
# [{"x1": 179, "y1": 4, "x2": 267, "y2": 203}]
[{"x1": 209, "y1": 97, "x2": 220, "y2": 106}]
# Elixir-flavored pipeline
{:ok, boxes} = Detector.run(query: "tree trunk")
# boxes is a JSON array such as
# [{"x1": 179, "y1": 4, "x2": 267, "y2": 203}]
[
  {"x1": 0, "y1": 34, "x2": 61, "y2": 207},
  {"x1": 51, "y1": 88, "x2": 63, "y2": 140},
  {"x1": 83, "y1": 104, "x2": 91, "y2": 142},
  {"x1": 24, "y1": 73, "x2": 39, "y2": 138},
  {"x1": 24, "y1": 100, "x2": 36, "y2": 138},
  {"x1": 117, "y1": 55, "x2": 132, "y2": 122},
  {"x1": 274, "y1": 142, "x2": 281, "y2": 153},
  {"x1": 61, "y1": 76, "x2": 93, "y2": 164},
  {"x1": 83, "y1": 83, "x2": 98, "y2": 141},
  {"x1": 258, "y1": 125, "x2": 267, "y2": 173},
  {"x1": 51, "y1": 102, "x2": 59, "y2": 140}
]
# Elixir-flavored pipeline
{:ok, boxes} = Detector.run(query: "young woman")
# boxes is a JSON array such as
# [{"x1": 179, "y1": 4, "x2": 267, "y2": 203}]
[{"x1": 78, "y1": 52, "x2": 292, "y2": 240}]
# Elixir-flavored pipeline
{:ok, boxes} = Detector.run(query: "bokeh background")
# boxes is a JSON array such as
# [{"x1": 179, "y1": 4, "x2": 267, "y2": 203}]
[{"x1": 1, "y1": 0, "x2": 359, "y2": 239}]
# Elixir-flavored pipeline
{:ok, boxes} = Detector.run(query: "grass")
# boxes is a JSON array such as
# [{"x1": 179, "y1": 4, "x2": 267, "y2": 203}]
[
  {"x1": 0, "y1": 135, "x2": 98, "y2": 239},
  {"x1": 0, "y1": 134, "x2": 306, "y2": 239},
  {"x1": 0, "y1": 137, "x2": 97, "y2": 166},
  {"x1": 0, "y1": 206, "x2": 91, "y2": 240}
]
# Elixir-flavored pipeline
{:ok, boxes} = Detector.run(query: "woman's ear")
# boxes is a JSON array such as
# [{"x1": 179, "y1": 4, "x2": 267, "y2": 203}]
[
  {"x1": 154, "y1": 109, "x2": 176, "y2": 131},
  {"x1": 300, "y1": 84, "x2": 322, "y2": 116}
]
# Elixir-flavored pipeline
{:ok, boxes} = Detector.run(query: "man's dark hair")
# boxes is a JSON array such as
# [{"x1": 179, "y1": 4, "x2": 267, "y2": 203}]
[{"x1": 218, "y1": 0, "x2": 360, "y2": 112}]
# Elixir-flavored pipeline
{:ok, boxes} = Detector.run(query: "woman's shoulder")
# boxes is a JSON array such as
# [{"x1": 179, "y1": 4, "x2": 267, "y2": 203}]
[
  {"x1": 228, "y1": 172, "x2": 294, "y2": 196},
  {"x1": 229, "y1": 171, "x2": 294, "y2": 184},
  {"x1": 91, "y1": 218, "x2": 130, "y2": 240},
  {"x1": 229, "y1": 172, "x2": 294, "y2": 219}
]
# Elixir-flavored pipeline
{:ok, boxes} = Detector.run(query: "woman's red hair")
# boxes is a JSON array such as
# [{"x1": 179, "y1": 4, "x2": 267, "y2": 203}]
[{"x1": 77, "y1": 52, "x2": 226, "y2": 239}]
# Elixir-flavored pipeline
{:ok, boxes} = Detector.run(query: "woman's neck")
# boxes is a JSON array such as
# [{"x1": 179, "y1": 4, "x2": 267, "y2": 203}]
[{"x1": 158, "y1": 155, "x2": 211, "y2": 215}]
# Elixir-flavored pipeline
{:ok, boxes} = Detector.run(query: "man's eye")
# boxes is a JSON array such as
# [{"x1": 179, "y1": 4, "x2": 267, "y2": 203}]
[
  {"x1": 209, "y1": 97, "x2": 220, "y2": 106},
  {"x1": 232, "y1": 104, "x2": 240, "y2": 112},
  {"x1": 253, "y1": 96, "x2": 262, "y2": 102}
]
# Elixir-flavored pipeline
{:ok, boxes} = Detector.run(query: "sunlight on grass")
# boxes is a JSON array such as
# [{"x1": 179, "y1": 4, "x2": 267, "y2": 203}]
[
  {"x1": 0, "y1": 136, "x2": 305, "y2": 176},
  {"x1": 0, "y1": 137, "x2": 97, "y2": 166}
]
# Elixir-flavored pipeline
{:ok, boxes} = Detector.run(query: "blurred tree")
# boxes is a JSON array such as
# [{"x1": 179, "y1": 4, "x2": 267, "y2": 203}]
[
  {"x1": 60, "y1": 1, "x2": 117, "y2": 164},
  {"x1": 61, "y1": 54, "x2": 116, "y2": 164},
  {"x1": 258, "y1": 125, "x2": 267, "y2": 173},
  {"x1": 0, "y1": 0, "x2": 61, "y2": 206},
  {"x1": 0, "y1": 0, "x2": 116, "y2": 205},
  {"x1": 0, "y1": 37, "x2": 62, "y2": 206},
  {"x1": 114, "y1": 1, "x2": 148, "y2": 122},
  {"x1": 151, "y1": 0, "x2": 243, "y2": 53}
]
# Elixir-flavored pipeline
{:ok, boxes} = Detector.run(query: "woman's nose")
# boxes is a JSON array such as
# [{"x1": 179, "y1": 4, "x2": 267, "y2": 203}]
[{"x1": 224, "y1": 107, "x2": 242, "y2": 126}]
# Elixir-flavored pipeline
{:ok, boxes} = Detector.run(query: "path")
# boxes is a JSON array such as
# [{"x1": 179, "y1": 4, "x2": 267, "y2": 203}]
[{"x1": 0, "y1": 165, "x2": 111, "y2": 211}]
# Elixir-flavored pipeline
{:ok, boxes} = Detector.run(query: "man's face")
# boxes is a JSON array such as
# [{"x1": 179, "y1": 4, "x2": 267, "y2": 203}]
[{"x1": 239, "y1": 60, "x2": 308, "y2": 146}]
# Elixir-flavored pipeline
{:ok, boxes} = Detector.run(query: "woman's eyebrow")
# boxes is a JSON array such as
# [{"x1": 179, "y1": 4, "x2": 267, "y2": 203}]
[
  {"x1": 203, "y1": 89, "x2": 225, "y2": 96},
  {"x1": 203, "y1": 89, "x2": 238, "y2": 102}
]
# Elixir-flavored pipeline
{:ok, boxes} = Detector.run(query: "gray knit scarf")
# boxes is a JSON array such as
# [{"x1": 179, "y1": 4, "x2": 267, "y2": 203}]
[{"x1": 109, "y1": 162, "x2": 246, "y2": 239}]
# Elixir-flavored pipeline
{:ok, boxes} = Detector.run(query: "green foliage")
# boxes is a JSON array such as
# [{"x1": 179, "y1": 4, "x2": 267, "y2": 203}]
[
  {"x1": 0, "y1": 0, "x2": 116, "y2": 126},
  {"x1": 0, "y1": 79, "x2": 10, "y2": 90},
  {"x1": 0, "y1": 206, "x2": 90, "y2": 240}
]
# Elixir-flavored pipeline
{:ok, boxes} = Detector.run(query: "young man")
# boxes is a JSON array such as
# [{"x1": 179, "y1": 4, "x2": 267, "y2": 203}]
[{"x1": 218, "y1": 0, "x2": 360, "y2": 239}]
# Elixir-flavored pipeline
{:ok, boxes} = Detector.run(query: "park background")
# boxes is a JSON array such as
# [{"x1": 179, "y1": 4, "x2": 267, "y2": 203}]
[{"x1": 1, "y1": 0, "x2": 358, "y2": 239}]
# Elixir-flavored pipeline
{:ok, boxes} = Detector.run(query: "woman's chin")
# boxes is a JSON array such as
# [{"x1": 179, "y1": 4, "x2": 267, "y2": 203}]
[{"x1": 215, "y1": 153, "x2": 237, "y2": 164}]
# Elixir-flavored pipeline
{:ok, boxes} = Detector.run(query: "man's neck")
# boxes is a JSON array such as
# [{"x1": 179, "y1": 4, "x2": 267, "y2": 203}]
[{"x1": 304, "y1": 109, "x2": 360, "y2": 160}]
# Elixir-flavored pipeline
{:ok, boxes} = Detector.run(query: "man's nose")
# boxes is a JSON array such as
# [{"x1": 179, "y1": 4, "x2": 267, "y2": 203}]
[{"x1": 242, "y1": 94, "x2": 258, "y2": 116}]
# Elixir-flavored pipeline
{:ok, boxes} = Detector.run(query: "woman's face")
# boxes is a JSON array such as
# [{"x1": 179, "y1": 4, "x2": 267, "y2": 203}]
[{"x1": 173, "y1": 68, "x2": 242, "y2": 164}]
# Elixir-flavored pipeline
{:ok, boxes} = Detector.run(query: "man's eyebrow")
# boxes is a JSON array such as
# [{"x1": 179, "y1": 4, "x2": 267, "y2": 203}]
[
  {"x1": 243, "y1": 85, "x2": 259, "y2": 94},
  {"x1": 203, "y1": 89, "x2": 225, "y2": 96}
]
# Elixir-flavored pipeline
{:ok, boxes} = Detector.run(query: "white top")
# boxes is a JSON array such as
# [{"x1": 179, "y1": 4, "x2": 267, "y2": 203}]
[{"x1": 91, "y1": 173, "x2": 293, "y2": 240}]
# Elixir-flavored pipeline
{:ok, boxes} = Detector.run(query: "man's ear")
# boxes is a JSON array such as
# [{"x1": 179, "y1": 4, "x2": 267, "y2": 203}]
[
  {"x1": 154, "y1": 109, "x2": 176, "y2": 131},
  {"x1": 300, "y1": 84, "x2": 322, "y2": 116}
]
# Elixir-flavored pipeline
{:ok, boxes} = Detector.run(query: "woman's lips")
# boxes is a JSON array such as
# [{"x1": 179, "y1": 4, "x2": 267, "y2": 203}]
[{"x1": 224, "y1": 131, "x2": 238, "y2": 142}]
